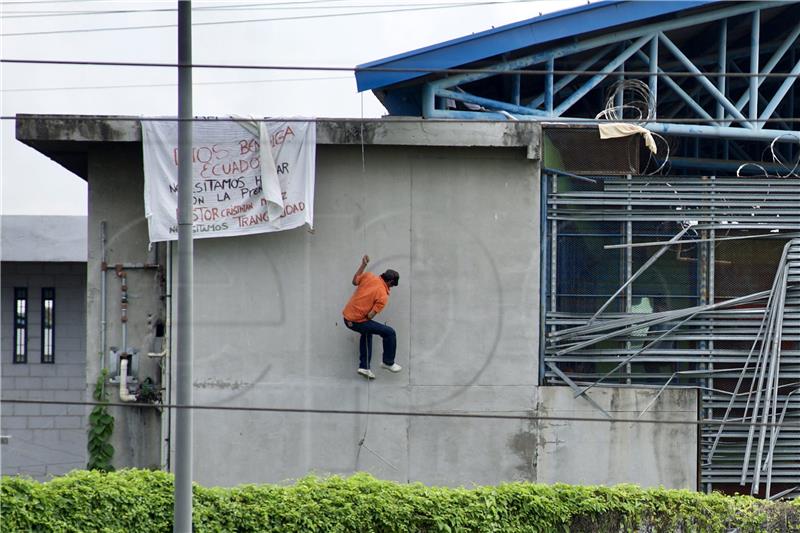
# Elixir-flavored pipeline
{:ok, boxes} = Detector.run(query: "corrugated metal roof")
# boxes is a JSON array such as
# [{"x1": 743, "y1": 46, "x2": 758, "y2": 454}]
[{"x1": 355, "y1": 0, "x2": 721, "y2": 92}]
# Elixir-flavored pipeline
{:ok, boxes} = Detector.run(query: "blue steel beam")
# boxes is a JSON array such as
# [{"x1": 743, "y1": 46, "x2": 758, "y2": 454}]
[
  {"x1": 724, "y1": 22, "x2": 800, "y2": 126},
  {"x1": 421, "y1": 2, "x2": 789, "y2": 133},
  {"x1": 759, "y1": 58, "x2": 800, "y2": 123},
  {"x1": 356, "y1": 1, "x2": 719, "y2": 92},
  {"x1": 717, "y1": 19, "x2": 727, "y2": 121},
  {"x1": 545, "y1": 57, "x2": 554, "y2": 114},
  {"x1": 554, "y1": 35, "x2": 651, "y2": 116},
  {"x1": 634, "y1": 50, "x2": 715, "y2": 123},
  {"x1": 435, "y1": 88, "x2": 549, "y2": 116},
  {"x1": 728, "y1": 62, "x2": 792, "y2": 130},
  {"x1": 527, "y1": 46, "x2": 612, "y2": 109},
  {"x1": 658, "y1": 32, "x2": 753, "y2": 128},
  {"x1": 615, "y1": 57, "x2": 625, "y2": 111},
  {"x1": 422, "y1": 83, "x2": 436, "y2": 117},
  {"x1": 426, "y1": 109, "x2": 509, "y2": 120},
  {"x1": 423, "y1": 107, "x2": 799, "y2": 143},
  {"x1": 416, "y1": 1, "x2": 798, "y2": 143},
  {"x1": 667, "y1": 85, "x2": 708, "y2": 120},
  {"x1": 649, "y1": 36, "x2": 659, "y2": 119},
  {"x1": 425, "y1": 1, "x2": 769, "y2": 91},
  {"x1": 644, "y1": 122, "x2": 798, "y2": 142},
  {"x1": 529, "y1": 15, "x2": 794, "y2": 121},
  {"x1": 750, "y1": 10, "x2": 761, "y2": 125},
  {"x1": 512, "y1": 74, "x2": 521, "y2": 106}
]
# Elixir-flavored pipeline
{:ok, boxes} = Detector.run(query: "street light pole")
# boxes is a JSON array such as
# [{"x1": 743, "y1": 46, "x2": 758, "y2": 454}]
[{"x1": 174, "y1": 1, "x2": 194, "y2": 531}]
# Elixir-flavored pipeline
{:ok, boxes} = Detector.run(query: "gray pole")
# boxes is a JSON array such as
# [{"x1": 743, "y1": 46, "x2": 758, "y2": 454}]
[{"x1": 174, "y1": 1, "x2": 193, "y2": 532}]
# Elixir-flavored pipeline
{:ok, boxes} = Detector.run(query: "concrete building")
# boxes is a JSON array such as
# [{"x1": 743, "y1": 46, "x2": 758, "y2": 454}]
[
  {"x1": 1, "y1": 215, "x2": 88, "y2": 478},
  {"x1": 14, "y1": 116, "x2": 697, "y2": 489},
  {"x1": 13, "y1": 0, "x2": 800, "y2": 497}
]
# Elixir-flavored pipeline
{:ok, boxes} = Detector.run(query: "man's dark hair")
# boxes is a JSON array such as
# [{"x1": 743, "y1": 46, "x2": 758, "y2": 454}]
[{"x1": 381, "y1": 269, "x2": 400, "y2": 286}]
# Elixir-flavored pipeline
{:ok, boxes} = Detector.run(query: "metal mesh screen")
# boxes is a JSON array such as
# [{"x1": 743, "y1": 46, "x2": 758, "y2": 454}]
[
  {"x1": 715, "y1": 237, "x2": 786, "y2": 299},
  {"x1": 544, "y1": 126, "x2": 640, "y2": 175}
]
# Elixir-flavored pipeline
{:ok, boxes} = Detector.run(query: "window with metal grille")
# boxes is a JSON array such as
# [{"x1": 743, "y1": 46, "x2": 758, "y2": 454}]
[
  {"x1": 13, "y1": 288, "x2": 27, "y2": 363},
  {"x1": 41, "y1": 288, "x2": 55, "y2": 363},
  {"x1": 542, "y1": 171, "x2": 800, "y2": 497}
]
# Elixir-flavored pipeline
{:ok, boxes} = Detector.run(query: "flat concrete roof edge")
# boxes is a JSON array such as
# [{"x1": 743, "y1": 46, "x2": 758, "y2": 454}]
[
  {"x1": 15, "y1": 114, "x2": 541, "y2": 151},
  {"x1": 16, "y1": 114, "x2": 141, "y2": 143},
  {"x1": 1, "y1": 214, "x2": 87, "y2": 262},
  {"x1": 316, "y1": 119, "x2": 540, "y2": 151}
]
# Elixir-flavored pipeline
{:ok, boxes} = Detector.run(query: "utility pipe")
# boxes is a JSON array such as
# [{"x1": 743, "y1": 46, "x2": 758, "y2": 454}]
[
  {"x1": 100, "y1": 221, "x2": 108, "y2": 370},
  {"x1": 118, "y1": 358, "x2": 138, "y2": 402},
  {"x1": 160, "y1": 241, "x2": 173, "y2": 472},
  {"x1": 118, "y1": 268, "x2": 128, "y2": 353}
]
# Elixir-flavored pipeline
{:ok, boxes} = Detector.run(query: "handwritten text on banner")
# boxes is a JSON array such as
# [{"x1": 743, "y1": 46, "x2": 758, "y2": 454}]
[{"x1": 142, "y1": 119, "x2": 315, "y2": 242}]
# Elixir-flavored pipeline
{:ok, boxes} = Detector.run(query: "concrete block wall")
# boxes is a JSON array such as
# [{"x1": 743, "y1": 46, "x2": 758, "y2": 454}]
[{"x1": 1, "y1": 261, "x2": 88, "y2": 479}]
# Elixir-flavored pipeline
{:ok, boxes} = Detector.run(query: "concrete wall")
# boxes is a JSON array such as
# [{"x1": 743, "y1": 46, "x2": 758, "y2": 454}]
[
  {"x1": 186, "y1": 143, "x2": 541, "y2": 486},
  {"x1": 536, "y1": 386, "x2": 698, "y2": 489},
  {"x1": 86, "y1": 143, "x2": 164, "y2": 470},
  {"x1": 1, "y1": 261, "x2": 88, "y2": 479},
  {"x1": 15, "y1": 117, "x2": 700, "y2": 490}
]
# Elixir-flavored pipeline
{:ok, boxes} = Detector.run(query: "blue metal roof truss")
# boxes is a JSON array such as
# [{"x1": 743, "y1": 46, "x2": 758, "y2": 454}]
[{"x1": 357, "y1": 1, "x2": 799, "y2": 144}]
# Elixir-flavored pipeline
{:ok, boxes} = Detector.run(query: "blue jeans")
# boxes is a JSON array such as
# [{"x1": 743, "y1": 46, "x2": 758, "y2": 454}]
[{"x1": 344, "y1": 319, "x2": 396, "y2": 369}]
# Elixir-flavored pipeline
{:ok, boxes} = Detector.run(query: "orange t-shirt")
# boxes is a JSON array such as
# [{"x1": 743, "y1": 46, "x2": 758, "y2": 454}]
[{"x1": 342, "y1": 272, "x2": 390, "y2": 322}]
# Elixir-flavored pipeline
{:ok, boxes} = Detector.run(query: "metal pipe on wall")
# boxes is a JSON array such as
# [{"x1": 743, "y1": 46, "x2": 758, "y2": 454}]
[
  {"x1": 161, "y1": 241, "x2": 173, "y2": 472},
  {"x1": 100, "y1": 221, "x2": 108, "y2": 370},
  {"x1": 118, "y1": 267, "x2": 128, "y2": 353}
]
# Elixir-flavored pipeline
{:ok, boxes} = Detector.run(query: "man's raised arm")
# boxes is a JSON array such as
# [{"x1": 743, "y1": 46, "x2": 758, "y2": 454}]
[{"x1": 352, "y1": 254, "x2": 369, "y2": 286}]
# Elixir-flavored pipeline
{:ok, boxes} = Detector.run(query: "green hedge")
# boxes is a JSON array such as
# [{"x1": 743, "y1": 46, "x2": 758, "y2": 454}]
[{"x1": 2, "y1": 469, "x2": 799, "y2": 532}]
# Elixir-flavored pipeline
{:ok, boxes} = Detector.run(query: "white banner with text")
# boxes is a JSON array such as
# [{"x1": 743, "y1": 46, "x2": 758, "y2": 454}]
[{"x1": 142, "y1": 118, "x2": 315, "y2": 242}]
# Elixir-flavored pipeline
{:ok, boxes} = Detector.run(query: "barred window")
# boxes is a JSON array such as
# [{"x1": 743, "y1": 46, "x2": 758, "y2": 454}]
[
  {"x1": 13, "y1": 288, "x2": 27, "y2": 363},
  {"x1": 41, "y1": 288, "x2": 55, "y2": 363}
]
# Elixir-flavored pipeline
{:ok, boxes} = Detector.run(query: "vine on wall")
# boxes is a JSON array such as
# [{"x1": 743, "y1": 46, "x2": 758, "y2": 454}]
[{"x1": 87, "y1": 369, "x2": 115, "y2": 472}]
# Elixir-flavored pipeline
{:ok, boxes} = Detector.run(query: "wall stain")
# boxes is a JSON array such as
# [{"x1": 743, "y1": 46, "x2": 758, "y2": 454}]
[
  {"x1": 319, "y1": 121, "x2": 377, "y2": 145},
  {"x1": 508, "y1": 414, "x2": 538, "y2": 481},
  {"x1": 194, "y1": 378, "x2": 250, "y2": 390}
]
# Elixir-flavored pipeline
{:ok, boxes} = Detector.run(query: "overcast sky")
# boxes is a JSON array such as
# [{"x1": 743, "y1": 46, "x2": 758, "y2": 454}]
[{"x1": 0, "y1": 0, "x2": 584, "y2": 216}]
